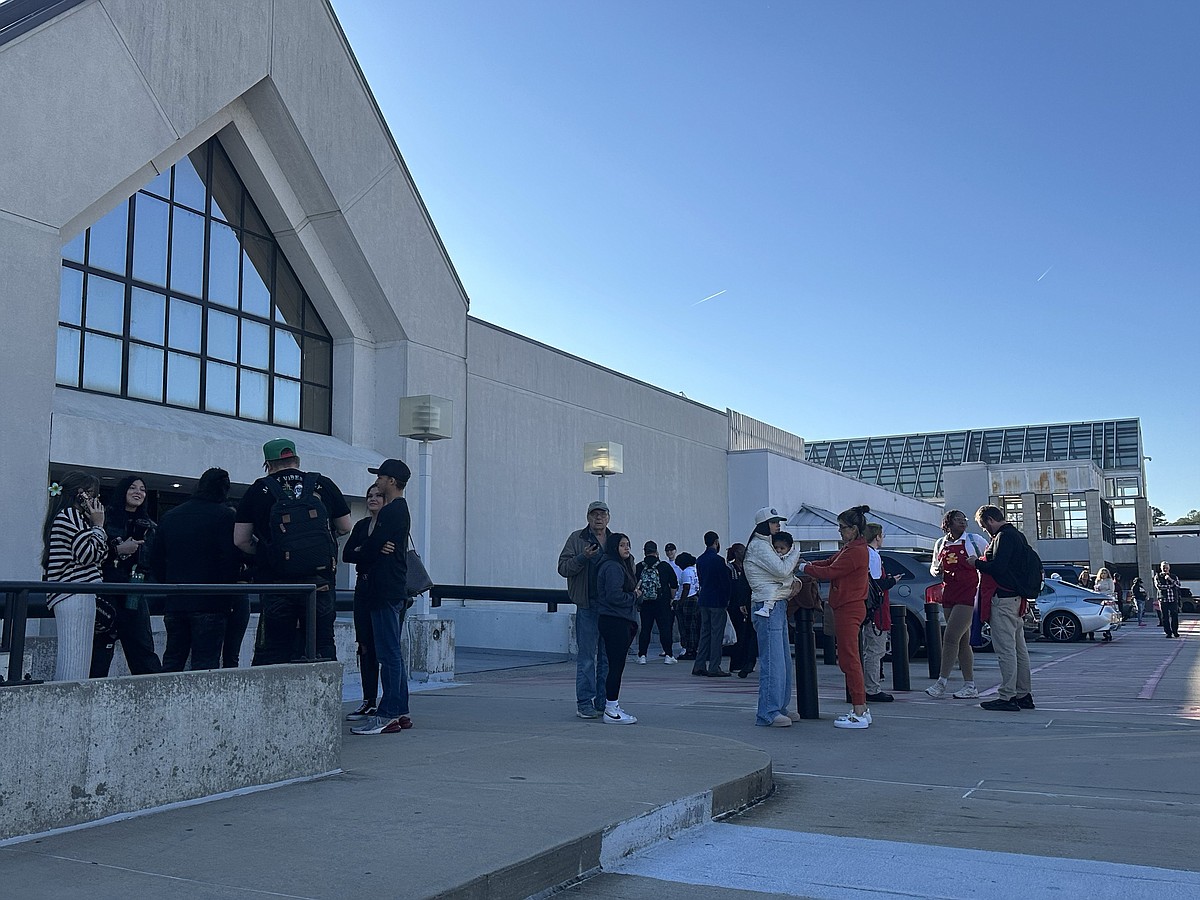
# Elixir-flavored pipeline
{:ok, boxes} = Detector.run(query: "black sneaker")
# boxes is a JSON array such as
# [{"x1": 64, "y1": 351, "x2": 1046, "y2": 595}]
[
  {"x1": 865, "y1": 691, "x2": 894, "y2": 703},
  {"x1": 1015, "y1": 694, "x2": 1036, "y2": 709},
  {"x1": 980, "y1": 698, "x2": 1021, "y2": 711},
  {"x1": 346, "y1": 702, "x2": 377, "y2": 721}
]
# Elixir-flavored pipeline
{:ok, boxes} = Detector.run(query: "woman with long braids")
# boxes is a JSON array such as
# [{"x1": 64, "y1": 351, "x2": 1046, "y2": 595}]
[
  {"x1": 595, "y1": 532, "x2": 641, "y2": 724},
  {"x1": 42, "y1": 471, "x2": 108, "y2": 681},
  {"x1": 799, "y1": 505, "x2": 873, "y2": 729}
]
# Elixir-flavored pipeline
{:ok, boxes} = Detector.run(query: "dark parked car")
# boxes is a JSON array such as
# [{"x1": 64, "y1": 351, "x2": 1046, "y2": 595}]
[{"x1": 1181, "y1": 588, "x2": 1197, "y2": 614}]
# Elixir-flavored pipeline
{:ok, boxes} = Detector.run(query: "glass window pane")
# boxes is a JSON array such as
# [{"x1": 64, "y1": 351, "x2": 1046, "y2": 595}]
[
  {"x1": 169, "y1": 206, "x2": 205, "y2": 297},
  {"x1": 205, "y1": 361, "x2": 237, "y2": 415},
  {"x1": 87, "y1": 201, "x2": 129, "y2": 275},
  {"x1": 144, "y1": 169, "x2": 171, "y2": 199},
  {"x1": 273, "y1": 377, "x2": 300, "y2": 427},
  {"x1": 209, "y1": 221, "x2": 241, "y2": 309},
  {"x1": 56, "y1": 326, "x2": 81, "y2": 386},
  {"x1": 59, "y1": 267, "x2": 83, "y2": 325},
  {"x1": 174, "y1": 152, "x2": 208, "y2": 212},
  {"x1": 302, "y1": 337, "x2": 331, "y2": 386},
  {"x1": 304, "y1": 298, "x2": 330, "y2": 338},
  {"x1": 274, "y1": 329, "x2": 301, "y2": 378},
  {"x1": 241, "y1": 236, "x2": 271, "y2": 318},
  {"x1": 241, "y1": 319, "x2": 269, "y2": 370},
  {"x1": 84, "y1": 274, "x2": 125, "y2": 335},
  {"x1": 129, "y1": 288, "x2": 165, "y2": 344},
  {"x1": 274, "y1": 260, "x2": 303, "y2": 327},
  {"x1": 243, "y1": 202, "x2": 269, "y2": 239},
  {"x1": 301, "y1": 385, "x2": 331, "y2": 433},
  {"x1": 128, "y1": 344, "x2": 164, "y2": 402},
  {"x1": 209, "y1": 146, "x2": 241, "y2": 226},
  {"x1": 166, "y1": 352, "x2": 200, "y2": 407},
  {"x1": 239, "y1": 369, "x2": 268, "y2": 421},
  {"x1": 82, "y1": 332, "x2": 123, "y2": 393},
  {"x1": 62, "y1": 231, "x2": 85, "y2": 263},
  {"x1": 207, "y1": 309, "x2": 238, "y2": 362},
  {"x1": 168, "y1": 298, "x2": 202, "y2": 353},
  {"x1": 132, "y1": 194, "x2": 169, "y2": 287}
]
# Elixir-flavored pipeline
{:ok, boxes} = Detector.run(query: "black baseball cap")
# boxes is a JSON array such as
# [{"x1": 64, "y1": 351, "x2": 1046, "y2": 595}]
[{"x1": 368, "y1": 458, "x2": 411, "y2": 483}]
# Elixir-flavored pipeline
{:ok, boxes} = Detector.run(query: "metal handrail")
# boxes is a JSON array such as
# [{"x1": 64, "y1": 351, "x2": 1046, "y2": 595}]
[
  {"x1": 428, "y1": 584, "x2": 568, "y2": 612},
  {"x1": 0, "y1": 581, "x2": 319, "y2": 685}
]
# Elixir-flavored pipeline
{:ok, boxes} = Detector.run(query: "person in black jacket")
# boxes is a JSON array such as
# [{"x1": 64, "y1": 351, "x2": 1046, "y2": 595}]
[
  {"x1": 153, "y1": 468, "x2": 241, "y2": 671},
  {"x1": 595, "y1": 532, "x2": 641, "y2": 724},
  {"x1": 349, "y1": 459, "x2": 414, "y2": 736},
  {"x1": 634, "y1": 541, "x2": 679, "y2": 665},
  {"x1": 342, "y1": 484, "x2": 386, "y2": 720},
  {"x1": 93, "y1": 474, "x2": 163, "y2": 677},
  {"x1": 967, "y1": 505, "x2": 1034, "y2": 712}
]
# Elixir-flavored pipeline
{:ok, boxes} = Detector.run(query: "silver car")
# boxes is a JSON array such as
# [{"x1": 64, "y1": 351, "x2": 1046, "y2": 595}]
[{"x1": 1037, "y1": 578, "x2": 1122, "y2": 642}]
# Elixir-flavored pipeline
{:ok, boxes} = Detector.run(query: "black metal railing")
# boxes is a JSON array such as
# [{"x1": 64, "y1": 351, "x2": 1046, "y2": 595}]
[
  {"x1": 429, "y1": 585, "x2": 569, "y2": 612},
  {"x1": 0, "y1": 581, "x2": 318, "y2": 685}
]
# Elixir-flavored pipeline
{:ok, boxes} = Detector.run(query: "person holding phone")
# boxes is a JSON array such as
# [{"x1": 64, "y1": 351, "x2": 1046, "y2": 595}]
[{"x1": 41, "y1": 471, "x2": 109, "y2": 681}]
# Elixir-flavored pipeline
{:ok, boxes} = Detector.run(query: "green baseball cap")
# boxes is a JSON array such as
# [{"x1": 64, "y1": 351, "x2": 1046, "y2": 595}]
[{"x1": 263, "y1": 438, "x2": 298, "y2": 462}]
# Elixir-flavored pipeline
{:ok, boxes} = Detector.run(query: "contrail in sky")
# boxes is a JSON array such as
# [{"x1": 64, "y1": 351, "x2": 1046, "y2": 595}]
[
  {"x1": 693, "y1": 289, "x2": 727, "y2": 306},
  {"x1": 1036, "y1": 266, "x2": 1053, "y2": 283}
]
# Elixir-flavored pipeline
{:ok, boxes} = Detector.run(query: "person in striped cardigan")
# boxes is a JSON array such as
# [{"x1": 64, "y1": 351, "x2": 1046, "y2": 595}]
[{"x1": 41, "y1": 471, "x2": 108, "y2": 681}]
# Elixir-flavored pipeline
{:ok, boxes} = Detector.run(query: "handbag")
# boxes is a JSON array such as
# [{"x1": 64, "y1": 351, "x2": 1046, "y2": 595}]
[{"x1": 405, "y1": 536, "x2": 433, "y2": 598}]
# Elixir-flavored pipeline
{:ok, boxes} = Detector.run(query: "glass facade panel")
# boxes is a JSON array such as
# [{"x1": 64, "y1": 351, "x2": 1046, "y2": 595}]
[
  {"x1": 129, "y1": 288, "x2": 165, "y2": 344},
  {"x1": 168, "y1": 298, "x2": 202, "y2": 353},
  {"x1": 1036, "y1": 493, "x2": 1087, "y2": 540},
  {"x1": 57, "y1": 137, "x2": 333, "y2": 433},
  {"x1": 85, "y1": 274, "x2": 125, "y2": 335},
  {"x1": 56, "y1": 327, "x2": 80, "y2": 386},
  {"x1": 132, "y1": 193, "x2": 169, "y2": 287},
  {"x1": 170, "y1": 206, "x2": 205, "y2": 297},
  {"x1": 59, "y1": 266, "x2": 83, "y2": 326},
  {"x1": 87, "y1": 203, "x2": 128, "y2": 275},
  {"x1": 82, "y1": 333, "x2": 122, "y2": 392},
  {"x1": 127, "y1": 343, "x2": 164, "y2": 402}
]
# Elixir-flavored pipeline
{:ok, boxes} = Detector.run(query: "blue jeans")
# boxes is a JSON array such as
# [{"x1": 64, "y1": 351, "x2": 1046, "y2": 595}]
[
  {"x1": 753, "y1": 597, "x2": 793, "y2": 725},
  {"x1": 370, "y1": 602, "x2": 409, "y2": 719},
  {"x1": 575, "y1": 607, "x2": 609, "y2": 712}
]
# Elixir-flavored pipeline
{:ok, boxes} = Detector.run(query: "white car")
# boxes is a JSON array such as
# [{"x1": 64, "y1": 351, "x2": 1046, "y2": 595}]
[{"x1": 1037, "y1": 580, "x2": 1121, "y2": 643}]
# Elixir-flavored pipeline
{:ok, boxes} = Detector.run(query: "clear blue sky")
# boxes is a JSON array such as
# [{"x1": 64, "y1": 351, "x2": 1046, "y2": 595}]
[{"x1": 333, "y1": 1, "x2": 1199, "y2": 521}]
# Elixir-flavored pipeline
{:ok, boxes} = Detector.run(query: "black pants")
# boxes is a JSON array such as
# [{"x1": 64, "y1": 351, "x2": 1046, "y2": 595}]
[
  {"x1": 223, "y1": 594, "x2": 250, "y2": 667},
  {"x1": 163, "y1": 612, "x2": 227, "y2": 671},
  {"x1": 637, "y1": 599, "x2": 674, "y2": 657},
  {"x1": 91, "y1": 595, "x2": 162, "y2": 677},
  {"x1": 676, "y1": 600, "x2": 700, "y2": 656},
  {"x1": 1161, "y1": 602, "x2": 1180, "y2": 637},
  {"x1": 353, "y1": 581, "x2": 379, "y2": 704},
  {"x1": 253, "y1": 589, "x2": 336, "y2": 665},
  {"x1": 598, "y1": 614, "x2": 636, "y2": 702},
  {"x1": 729, "y1": 604, "x2": 757, "y2": 674}
]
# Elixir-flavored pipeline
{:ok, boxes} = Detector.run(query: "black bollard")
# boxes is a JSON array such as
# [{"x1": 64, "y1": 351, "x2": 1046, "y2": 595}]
[
  {"x1": 889, "y1": 603, "x2": 910, "y2": 691},
  {"x1": 793, "y1": 607, "x2": 820, "y2": 719},
  {"x1": 925, "y1": 601, "x2": 943, "y2": 680}
]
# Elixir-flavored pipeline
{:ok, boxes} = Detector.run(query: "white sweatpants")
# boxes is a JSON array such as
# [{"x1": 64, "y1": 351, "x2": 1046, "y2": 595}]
[{"x1": 51, "y1": 593, "x2": 96, "y2": 682}]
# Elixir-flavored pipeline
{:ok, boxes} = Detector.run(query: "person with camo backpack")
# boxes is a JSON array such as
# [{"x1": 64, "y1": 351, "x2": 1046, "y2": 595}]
[{"x1": 635, "y1": 541, "x2": 678, "y2": 665}]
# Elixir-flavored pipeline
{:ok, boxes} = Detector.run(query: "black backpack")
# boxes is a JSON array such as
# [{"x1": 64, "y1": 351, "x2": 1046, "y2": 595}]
[
  {"x1": 263, "y1": 473, "x2": 336, "y2": 579},
  {"x1": 1011, "y1": 533, "x2": 1045, "y2": 600}
]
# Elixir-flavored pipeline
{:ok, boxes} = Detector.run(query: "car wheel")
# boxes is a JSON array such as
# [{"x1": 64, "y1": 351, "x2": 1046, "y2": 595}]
[{"x1": 1043, "y1": 611, "x2": 1081, "y2": 643}]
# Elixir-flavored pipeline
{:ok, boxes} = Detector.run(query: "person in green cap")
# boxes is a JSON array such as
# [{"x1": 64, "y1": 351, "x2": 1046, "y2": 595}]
[{"x1": 234, "y1": 438, "x2": 352, "y2": 663}]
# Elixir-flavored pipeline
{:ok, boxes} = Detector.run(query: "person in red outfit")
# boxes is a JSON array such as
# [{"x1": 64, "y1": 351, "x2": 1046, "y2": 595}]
[
  {"x1": 798, "y1": 505, "x2": 873, "y2": 729},
  {"x1": 926, "y1": 509, "x2": 988, "y2": 700}
]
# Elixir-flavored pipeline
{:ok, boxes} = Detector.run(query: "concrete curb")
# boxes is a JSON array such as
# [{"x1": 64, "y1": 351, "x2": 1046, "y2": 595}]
[{"x1": 439, "y1": 762, "x2": 774, "y2": 900}]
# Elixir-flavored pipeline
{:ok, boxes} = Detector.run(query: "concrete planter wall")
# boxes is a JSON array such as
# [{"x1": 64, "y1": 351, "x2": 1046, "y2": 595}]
[{"x1": 0, "y1": 662, "x2": 341, "y2": 841}]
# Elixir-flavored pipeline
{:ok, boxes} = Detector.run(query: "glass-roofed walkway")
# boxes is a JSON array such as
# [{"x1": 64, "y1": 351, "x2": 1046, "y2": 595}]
[{"x1": 804, "y1": 420, "x2": 1142, "y2": 500}]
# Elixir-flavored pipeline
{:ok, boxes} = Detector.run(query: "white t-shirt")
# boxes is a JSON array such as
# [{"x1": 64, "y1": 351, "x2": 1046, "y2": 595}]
[
  {"x1": 868, "y1": 546, "x2": 883, "y2": 579},
  {"x1": 678, "y1": 566, "x2": 699, "y2": 601}
]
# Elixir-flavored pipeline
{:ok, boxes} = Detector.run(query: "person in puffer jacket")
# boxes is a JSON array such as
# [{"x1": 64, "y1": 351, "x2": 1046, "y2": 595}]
[{"x1": 743, "y1": 506, "x2": 803, "y2": 727}]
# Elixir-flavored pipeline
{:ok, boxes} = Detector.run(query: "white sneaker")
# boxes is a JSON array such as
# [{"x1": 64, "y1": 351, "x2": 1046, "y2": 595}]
[
  {"x1": 833, "y1": 708, "x2": 871, "y2": 729},
  {"x1": 925, "y1": 681, "x2": 948, "y2": 699},
  {"x1": 637, "y1": 655, "x2": 647, "y2": 665},
  {"x1": 952, "y1": 683, "x2": 980, "y2": 699},
  {"x1": 604, "y1": 706, "x2": 637, "y2": 724},
  {"x1": 663, "y1": 655, "x2": 678, "y2": 665},
  {"x1": 786, "y1": 711, "x2": 803, "y2": 722},
  {"x1": 769, "y1": 714, "x2": 792, "y2": 727},
  {"x1": 753, "y1": 606, "x2": 771, "y2": 618}
]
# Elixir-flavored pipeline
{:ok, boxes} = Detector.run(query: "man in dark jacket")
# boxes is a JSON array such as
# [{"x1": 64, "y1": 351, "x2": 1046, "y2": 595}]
[
  {"x1": 969, "y1": 505, "x2": 1034, "y2": 712},
  {"x1": 693, "y1": 531, "x2": 733, "y2": 677},
  {"x1": 634, "y1": 541, "x2": 679, "y2": 664},
  {"x1": 349, "y1": 458, "x2": 415, "y2": 735},
  {"x1": 557, "y1": 501, "x2": 612, "y2": 718},
  {"x1": 152, "y1": 468, "x2": 240, "y2": 671}
]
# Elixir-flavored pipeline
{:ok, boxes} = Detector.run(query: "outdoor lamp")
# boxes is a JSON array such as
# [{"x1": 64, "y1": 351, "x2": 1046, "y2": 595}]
[{"x1": 583, "y1": 441, "x2": 623, "y2": 502}]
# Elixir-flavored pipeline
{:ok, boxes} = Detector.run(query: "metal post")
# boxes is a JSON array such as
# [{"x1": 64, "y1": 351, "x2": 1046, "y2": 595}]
[
  {"x1": 925, "y1": 601, "x2": 943, "y2": 679},
  {"x1": 793, "y1": 607, "x2": 820, "y2": 719},
  {"x1": 417, "y1": 438, "x2": 433, "y2": 618},
  {"x1": 889, "y1": 603, "x2": 910, "y2": 691},
  {"x1": 4, "y1": 590, "x2": 32, "y2": 684},
  {"x1": 305, "y1": 587, "x2": 318, "y2": 662},
  {"x1": 597, "y1": 473, "x2": 607, "y2": 504}
]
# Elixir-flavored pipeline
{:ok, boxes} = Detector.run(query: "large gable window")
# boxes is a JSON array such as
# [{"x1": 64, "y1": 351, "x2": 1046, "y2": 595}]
[{"x1": 58, "y1": 139, "x2": 333, "y2": 433}]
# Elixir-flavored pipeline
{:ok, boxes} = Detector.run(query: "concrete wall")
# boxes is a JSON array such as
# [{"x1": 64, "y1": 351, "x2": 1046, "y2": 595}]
[{"x1": 0, "y1": 663, "x2": 341, "y2": 841}]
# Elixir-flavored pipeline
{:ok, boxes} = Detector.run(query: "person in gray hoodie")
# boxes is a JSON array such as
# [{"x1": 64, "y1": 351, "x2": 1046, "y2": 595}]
[{"x1": 595, "y1": 532, "x2": 641, "y2": 724}]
